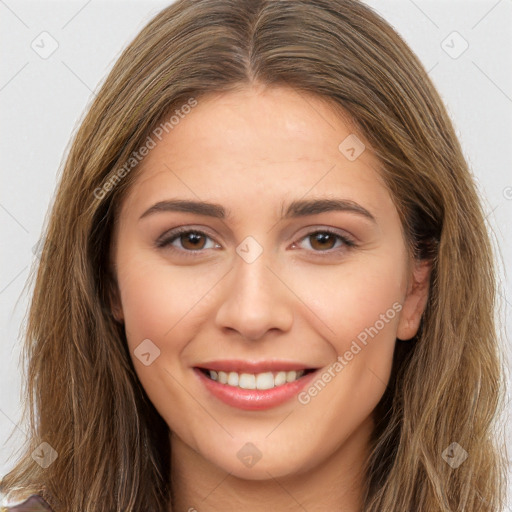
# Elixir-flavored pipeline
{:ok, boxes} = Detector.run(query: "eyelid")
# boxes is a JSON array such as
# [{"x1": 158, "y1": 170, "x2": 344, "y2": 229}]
[
  {"x1": 293, "y1": 225, "x2": 357, "y2": 245},
  {"x1": 155, "y1": 225, "x2": 217, "y2": 246}
]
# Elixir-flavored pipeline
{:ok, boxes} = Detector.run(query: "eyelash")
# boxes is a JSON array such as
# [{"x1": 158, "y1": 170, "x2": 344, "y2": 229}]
[{"x1": 155, "y1": 226, "x2": 356, "y2": 257}]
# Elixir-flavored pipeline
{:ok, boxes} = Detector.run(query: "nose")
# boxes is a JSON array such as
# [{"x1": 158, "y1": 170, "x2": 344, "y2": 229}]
[{"x1": 214, "y1": 248, "x2": 294, "y2": 341}]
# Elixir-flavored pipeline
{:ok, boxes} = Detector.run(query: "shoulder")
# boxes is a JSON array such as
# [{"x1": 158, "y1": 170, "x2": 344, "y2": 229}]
[{"x1": 0, "y1": 494, "x2": 53, "y2": 511}]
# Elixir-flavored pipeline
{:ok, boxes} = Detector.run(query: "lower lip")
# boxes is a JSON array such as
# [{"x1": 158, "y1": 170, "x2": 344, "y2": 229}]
[{"x1": 194, "y1": 368, "x2": 319, "y2": 410}]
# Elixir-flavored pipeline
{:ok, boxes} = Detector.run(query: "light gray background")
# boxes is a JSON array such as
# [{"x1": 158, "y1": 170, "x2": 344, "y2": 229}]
[{"x1": 1, "y1": 0, "x2": 511, "y2": 508}]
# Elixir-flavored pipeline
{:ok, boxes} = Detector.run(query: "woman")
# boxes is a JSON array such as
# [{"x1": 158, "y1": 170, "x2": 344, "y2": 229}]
[{"x1": 0, "y1": 0, "x2": 508, "y2": 510}]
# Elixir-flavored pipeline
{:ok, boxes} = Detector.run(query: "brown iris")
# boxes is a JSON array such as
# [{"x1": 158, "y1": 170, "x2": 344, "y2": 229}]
[
  {"x1": 179, "y1": 231, "x2": 207, "y2": 250},
  {"x1": 308, "y1": 232, "x2": 337, "y2": 251}
]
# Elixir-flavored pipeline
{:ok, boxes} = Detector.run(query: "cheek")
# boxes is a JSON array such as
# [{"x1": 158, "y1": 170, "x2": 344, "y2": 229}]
[
  {"x1": 119, "y1": 267, "x2": 174, "y2": 344},
  {"x1": 116, "y1": 250, "x2": 215, "y2": 347},
  {"x1": 286, "y1": 266, "x2": 403, "y2": 460},
  {"x1": 287, "y1": 252, "x2": 406, "y2": 410},
  {"x1": 292, "y1": 253, "x2": 406, "y2": 348},
  {"x1": 114, "y1": 252, "x2": 212, "y2": 427}
]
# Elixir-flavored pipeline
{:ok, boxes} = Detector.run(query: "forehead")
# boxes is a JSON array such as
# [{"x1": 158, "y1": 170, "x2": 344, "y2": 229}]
[{"x1": 119, "y1": 86, "x2": 393, "y2": 221}]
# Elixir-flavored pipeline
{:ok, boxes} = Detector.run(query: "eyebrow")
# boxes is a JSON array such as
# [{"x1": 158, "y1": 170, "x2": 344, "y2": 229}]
[{"x1": 139, "y1": 198, "x2": 376, "y2": 223}]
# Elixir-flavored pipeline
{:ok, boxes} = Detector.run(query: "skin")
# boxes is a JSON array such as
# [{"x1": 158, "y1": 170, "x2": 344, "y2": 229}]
[{"x1": 109, "y1": 84, "x2": 431, "y2": 512}]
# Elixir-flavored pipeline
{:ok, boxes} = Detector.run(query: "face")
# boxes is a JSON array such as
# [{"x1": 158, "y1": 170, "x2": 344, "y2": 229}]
[{"x1": 109, "y1": 85, "x2": 430, "y2": 480}]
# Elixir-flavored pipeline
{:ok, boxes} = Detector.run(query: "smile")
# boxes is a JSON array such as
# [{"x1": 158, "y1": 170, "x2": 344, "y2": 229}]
[{"x1": 193, "y1": 363, "x2": 319, "y2": 410}]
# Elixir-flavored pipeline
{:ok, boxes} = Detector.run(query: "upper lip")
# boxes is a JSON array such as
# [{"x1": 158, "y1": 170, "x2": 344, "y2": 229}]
[{"x1": 195, "y1": 360, "x2": 318, "y2": 373}]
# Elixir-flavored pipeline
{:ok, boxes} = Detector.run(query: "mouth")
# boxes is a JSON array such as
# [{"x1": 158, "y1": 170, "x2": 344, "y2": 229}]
[
  {"x1": 193, "y1": 363, "x2": 320, "y2": 410},
  {"x1": 193, "y1": 359, "x2": 320, "y2": 411},
  {"x1": 195, "y1": 367, "x2": 317, "y2": 390}
]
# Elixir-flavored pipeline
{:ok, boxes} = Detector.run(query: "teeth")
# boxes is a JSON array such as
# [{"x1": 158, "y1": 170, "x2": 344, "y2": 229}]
[
  {"x1": 255, "y1": 372, "x2": 274, "y2": 390},
  {"x1": 274, "y1": 371, "x2": 287, "y2": 386},
  {"x1": 227, "y1": 372, "x2": 239, "y2": 386},
  {"x1": 207, "y1": 369, "x2": 306, "y2": 389},
  {"x1": 286, "y1": 370, "x2": 297, "y2": 383},
  {"x1": 239, "y1": 373, "x2": 256, "y2": 389}
]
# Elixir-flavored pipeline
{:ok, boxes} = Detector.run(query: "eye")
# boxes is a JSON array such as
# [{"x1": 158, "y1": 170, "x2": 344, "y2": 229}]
[
  {"x1": 155, "y1": 228, "x2": 219, "y2": 254},
  {"x1": 292, "y1": 229, "x2": 355, "y2": 253}
]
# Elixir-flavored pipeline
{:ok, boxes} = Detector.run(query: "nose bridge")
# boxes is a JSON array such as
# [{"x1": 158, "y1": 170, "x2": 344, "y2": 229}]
[
  {"x1": 234, "y1": 244, "x2": 274, "y2": 304},
  {"x1": 214, "y1": 236, "x2": 293, "y2": 340}
]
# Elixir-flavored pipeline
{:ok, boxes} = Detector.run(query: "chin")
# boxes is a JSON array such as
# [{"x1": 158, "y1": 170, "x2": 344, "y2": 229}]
[{"x1": 207, "y1": 443, "x2": 314, "y2": 481}]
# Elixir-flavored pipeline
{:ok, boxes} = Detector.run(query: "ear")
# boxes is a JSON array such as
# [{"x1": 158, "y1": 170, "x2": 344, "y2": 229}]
[
  {"x1": 396, "y1": 258, "x2": 432, "y2": 340},
  {"x1": 106, "y1": 267, "x2": 124, "y2": 323}
]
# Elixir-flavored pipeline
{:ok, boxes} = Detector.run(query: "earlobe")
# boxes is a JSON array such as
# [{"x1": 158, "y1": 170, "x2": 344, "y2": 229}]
[
  {"x1": 111, "y1": 300, "x2": 124, "y2": 324},
  {"x1": 396, "y1": 259, "x2": 432, "y2": 341}
]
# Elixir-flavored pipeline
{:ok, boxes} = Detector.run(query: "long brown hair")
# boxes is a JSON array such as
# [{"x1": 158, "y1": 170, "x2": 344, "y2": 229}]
[{"x1": 1, "y1": 0, "x2": 508, "y2": 510}]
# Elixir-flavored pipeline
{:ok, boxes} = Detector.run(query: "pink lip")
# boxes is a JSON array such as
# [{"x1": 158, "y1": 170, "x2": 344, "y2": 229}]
[
  {"x1": 193, "y1": 367, "x2": 319, "y2": 411},
  {"x1": 195, "y1": 359, "x2": 316, "y2": 373}
]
